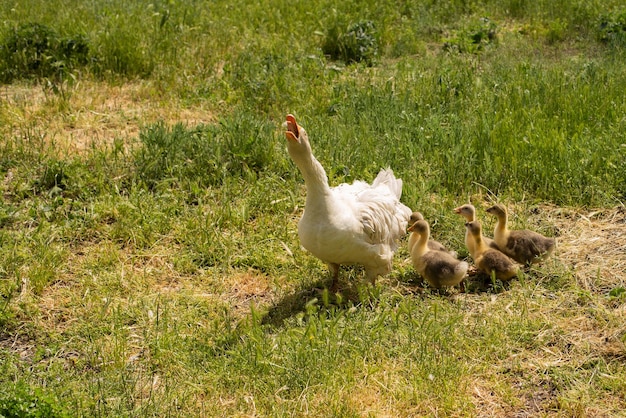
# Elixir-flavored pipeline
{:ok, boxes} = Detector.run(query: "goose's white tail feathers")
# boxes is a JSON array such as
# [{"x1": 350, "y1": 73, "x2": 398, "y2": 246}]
[{"x1": 372, "y1": 168, "x2": 403, "y2": 199}]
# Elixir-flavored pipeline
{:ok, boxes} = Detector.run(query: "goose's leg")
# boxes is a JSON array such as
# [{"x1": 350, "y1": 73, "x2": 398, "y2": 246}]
[
  {"x1": 364, "y1": 269, "x2": 378, "y2": 286},
  {"x1": 328, "y1": 263, "x2": 340, "y2": 292}
]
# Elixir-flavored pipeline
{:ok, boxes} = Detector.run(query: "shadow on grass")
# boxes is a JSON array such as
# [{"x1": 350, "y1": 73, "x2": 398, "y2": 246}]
[
  {"x1": 397, "y1": 268, "x2": 513, "y2": 297},
  {"x1": 262, "y1": 267, "x2": 522, "y2": 329},
  {"x1": 260, "y1": 278, "x2": 328, "y2": 327},
  {"x1": 260, "y1": 271, "x2": 382, "y2": 328},
  {"x1": 260, "y1": 262, "x2": 529, "y2": 329},
  {"x1": 203, "y1": 274, "x2": 381, "y2": 359},
  {"x1": 207, "y1": 268, "x2": 523, "y2": 360}
]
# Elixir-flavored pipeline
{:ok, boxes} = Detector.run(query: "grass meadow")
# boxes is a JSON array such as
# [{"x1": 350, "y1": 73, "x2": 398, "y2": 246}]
[{"x1": 1, "y1": 0, "x2": 626, "y2": 416}]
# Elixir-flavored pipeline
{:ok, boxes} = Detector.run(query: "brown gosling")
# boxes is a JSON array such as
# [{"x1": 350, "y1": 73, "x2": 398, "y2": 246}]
[
  {"x1": 465, "y1": 221, "x2": 519, "y2": 281},
  {"x1": 409, "y1": 212, "x2": 457, "y2": 257},
  {"x1": 453, "y1": 203, "x2": 499, "y2": 254},
  {"x1": 486, "y1": 204, "x2": 556, "y2": 265},
  {"x1": 408, "y1": 219, "x2": 468, "y2": 289}
]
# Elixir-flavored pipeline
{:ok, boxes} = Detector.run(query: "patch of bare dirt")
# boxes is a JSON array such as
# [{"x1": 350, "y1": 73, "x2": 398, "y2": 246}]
[{"x1": 223, "y1": 269, "x2": 275, "y2": 317}]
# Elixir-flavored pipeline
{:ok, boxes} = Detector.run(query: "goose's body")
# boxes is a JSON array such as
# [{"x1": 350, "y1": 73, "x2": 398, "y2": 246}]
[
  {"x1": 284, "y1": 114, "x2": 411, "y2": 288},
  {"x1": 454, "y1": 204, "x2": 498, "y2": 254},
  {"x1": 408, "y1": 220, "x2": 468, "y2": 288},
  {"x1": 465, "y1": 221, "x2": 518, "y2": 281},
  {"x1": 409, "y1": 212, "x2": 456, "y2": 257},
  {"x1": 486, "y1": 204, "x2": 556, "y2": 265}
]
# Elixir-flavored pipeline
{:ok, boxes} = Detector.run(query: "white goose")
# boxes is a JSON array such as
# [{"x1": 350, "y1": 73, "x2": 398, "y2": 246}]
[{"x1": 284, "y1": 114, "x2": 412, "y2": 290}]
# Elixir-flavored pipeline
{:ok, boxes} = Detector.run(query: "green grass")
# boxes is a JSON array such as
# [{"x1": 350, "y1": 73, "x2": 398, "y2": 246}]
[{"x1": 1, "y1": 0, "x2": 626, "y2": 416}]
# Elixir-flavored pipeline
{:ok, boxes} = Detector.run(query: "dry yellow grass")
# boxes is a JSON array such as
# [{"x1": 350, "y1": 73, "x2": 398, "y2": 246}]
[
  {"x1": 474, "y1": 205, "x2": 626, "y2": 417},
  {"x1": 0, "y1": 82, "x2": 215, "y2": 153},
  {"x1": 551, "y1": 206, "x2": 626, "y2": 293}
]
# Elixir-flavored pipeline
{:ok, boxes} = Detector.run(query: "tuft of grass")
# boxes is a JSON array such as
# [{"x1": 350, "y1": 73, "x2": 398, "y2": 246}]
[
  {"x1": 598, "y1": 7, "x2": 626, "y2": 46},
  {"x1": 322, "y1": 20, "x2": 380, "y2": 66},
  {"x1": 443, "y1": 17, "x2": 498, "y2": 54},
  {"x1": 0, "y1": 381, "x2": 69, "y2": 418},
  {"x1": 0, "y1": 22, "x2": 89, "y2": 83},
  {"x1": 133, "y1": 113, "x2": 285, "y2": 191}
]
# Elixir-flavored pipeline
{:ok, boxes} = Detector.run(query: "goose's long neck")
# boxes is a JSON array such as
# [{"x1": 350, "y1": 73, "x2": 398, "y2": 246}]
[
  {"x1": 464, "y1": 213, "x2": 476, "y2": 242},
  {"x1": 408, "y1": 232, "x2": 419, "y2": 254},
  {"x1": 472, "y1": 232, "x2": 487, "y2": 257},
  {"x1": 494, "y1": 212, "x2": 508, "y2": 236},
  {"x1": 296, "y1": 154, "x2": 331, "y2": 204},
  {"x1": 464, "y1": 228, "x2": 473, "y2": 254},
  {"x1": 416, "y1": 230, "x2": 429, "y2": 256},
  {"x1": 410, "y1": 226, "x2": 429, "y2": 258}
]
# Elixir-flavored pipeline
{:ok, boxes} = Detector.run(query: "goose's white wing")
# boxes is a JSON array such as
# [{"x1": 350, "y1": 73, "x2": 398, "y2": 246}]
[{"x1": 331, "y1": 168, "x2": 412, "y2": 248}]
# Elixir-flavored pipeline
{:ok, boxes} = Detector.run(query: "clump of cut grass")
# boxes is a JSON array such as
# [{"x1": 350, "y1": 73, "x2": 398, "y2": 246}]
[{"x1": 550, "y1": 206, "x2": 626, "y2": 294}]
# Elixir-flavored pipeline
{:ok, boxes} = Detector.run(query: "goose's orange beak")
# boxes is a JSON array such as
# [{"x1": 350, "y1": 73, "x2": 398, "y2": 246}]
[{"x1": 285, "y1": 114, "x2": 299, "y2": 142}]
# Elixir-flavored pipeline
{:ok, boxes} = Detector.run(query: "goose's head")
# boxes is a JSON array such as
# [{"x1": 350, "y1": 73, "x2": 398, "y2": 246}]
[
  {"x1": 464, "y1": 221, "x2": 482, "y2": 238},
  {"x1": 454, "y1": 204, "x2": 476, "y2": 222},
  {"x1": 486, "y1": 204, "x2": 506, "y2": 218},
  {"x1": 407, "y1": 219, "x2": 429, "y2": 235},
  {"x1": 409, "y1": 211, "x2": 425, "y2": 225},
  {"x1": 284, "y1": 114, "x2": 312, "y2": 159}
]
